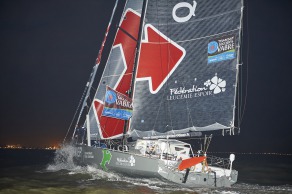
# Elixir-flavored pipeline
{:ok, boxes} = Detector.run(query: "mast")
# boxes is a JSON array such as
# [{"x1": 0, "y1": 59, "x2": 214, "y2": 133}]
[{"x1": 122, "y1": 0, "x2": 148, "y2": 146}]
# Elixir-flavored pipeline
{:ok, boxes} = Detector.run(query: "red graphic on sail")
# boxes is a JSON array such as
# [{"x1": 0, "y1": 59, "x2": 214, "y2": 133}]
[
  {"x1": 137, "y1": 25, "x2": 185, "y2": 93},
  {"x1": 94, "y1": 9, "x2": 185, "y2": 138}
]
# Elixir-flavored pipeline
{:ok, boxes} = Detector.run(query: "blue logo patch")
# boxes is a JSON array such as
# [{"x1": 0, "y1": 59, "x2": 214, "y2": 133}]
[
  {"x1": 105, "y1": 90, "x2": 116, "y2": 104},
  {"x1": 208, "y1": 41, "x2": 218, "y2": 54}
]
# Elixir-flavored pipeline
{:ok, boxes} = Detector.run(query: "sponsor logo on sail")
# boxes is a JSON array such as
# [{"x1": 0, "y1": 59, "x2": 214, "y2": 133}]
[
  {"x1": 104, "y1": 90, "x2": 117, "y2": 104},
  {"x1": 167, "y1": 74, "x2": 226, "y2": 100},
  {"x1": 116, "y1": 155, "x2": 136, "y2": 167},
  {"x1": 208, "y1": 35, "x2": 236, "y2": 63},
  {"x1": 102, "y1": 86, "x2": 133, "y2": 120},
  {"x1": 208, "y1": 41, "x2": 218, "y2": 54},
  {"x1": 172, "y1": 1, "x2": 197, "y2": 23}
]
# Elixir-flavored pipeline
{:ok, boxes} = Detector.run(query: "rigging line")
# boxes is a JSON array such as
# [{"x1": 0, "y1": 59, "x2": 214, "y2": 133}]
[
  {"x1": 91, "y1": 86, "x2": 96, "y2": 92},
  {"x1": 239, "y1": 58, "x2": 243, "y2": 126},
  {"x1": 233, "y1": 1, "x2": 244, "y2": 131},
  {"x1": 99, "y1": 119, "x2": 120, "y2": 140},
  {"x1": 181, "y1": 82, "x2": 196, "y2": 129},
  {"x1": 239, "y1": 0, "x2": 249, "y2": 126},
  {"x1": 152, "y1": 59, "x2": 168, "y2": 131},
  {"x1": 165, "y1": 0, "x2": 175, "y2": 132},
  {"x1": 151, "y1": 0, "x2": 164, "y2": 131},
  {"x1": 236, "y1": 1, "x2": 243, "y2": 127},
  {"x1": 162, "y1": 0, "x2": 176, "y2": 132},
  {"x1": 89, "y1": 0, "x2": 128, "y2": 114},
  {"x1": 79, "y1": 0, "x2": 123, "y2": 143},
  {"x1": 238, "y1": 4, "x2": 244, "y2": 127},
  {"x1": 63, "y1": 81, "x2": 89, "y2": 144},
  {"x1": 75, "y1": 67, "x2": 97, "y2": 129}
]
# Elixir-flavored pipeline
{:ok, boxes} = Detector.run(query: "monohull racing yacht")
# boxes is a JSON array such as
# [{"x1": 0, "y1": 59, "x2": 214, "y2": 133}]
[{"x1": 63, "y1": 0, "x2": 244, "y2": 188}]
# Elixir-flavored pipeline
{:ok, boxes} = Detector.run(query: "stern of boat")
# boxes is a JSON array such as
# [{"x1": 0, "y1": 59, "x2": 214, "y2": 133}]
[
  {"x1": 230, "y1": 169, "x2": 238, "y2": 185},
  {"x1": 156, "y1": 153, "x2": 238, "y2": 188}
]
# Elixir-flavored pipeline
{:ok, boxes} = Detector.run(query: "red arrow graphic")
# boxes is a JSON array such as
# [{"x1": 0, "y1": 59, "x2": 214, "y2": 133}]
[
  {"x1": 94, "y1": 9, "x2": 140, "y2": 139},
  {"x1": 137, "y1": 24, "x2": 186, "y2": 93},
  {"x1": 93, "y1": 10, "x2": 185, "y2": 138},
  {"x1": 113, "y1": 10, "x2": 141, "y2": 94}
]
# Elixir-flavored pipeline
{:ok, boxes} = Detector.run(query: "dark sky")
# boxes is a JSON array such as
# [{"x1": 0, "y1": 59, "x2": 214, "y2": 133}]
[{"x1": 0, "y1": 0, "x2": 292, "y2": 153}]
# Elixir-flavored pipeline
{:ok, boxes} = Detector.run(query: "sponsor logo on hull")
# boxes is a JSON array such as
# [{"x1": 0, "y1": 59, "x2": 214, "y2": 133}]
[
  {"x1": 116, "y1": 155, "x2": 136, "y2": 167},
  {"x1": 100, "y1": 150, "x2": 112, "y2": 171}
]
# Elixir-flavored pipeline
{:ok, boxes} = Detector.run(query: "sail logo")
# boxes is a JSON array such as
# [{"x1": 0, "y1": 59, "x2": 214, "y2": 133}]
[
  {"x1": 104, "y1": 90, "x2": 117, "y2": 104},
  {"x1": 172, "y1": 1, "x2": 197, "y2": 23},
  {"x1": 167, "y1": 74, "x2": 226, "y2": 100},
  {"x1": 208, "y1": 41, "x2": 218, "y2": 54},
  {"x1": 102, "y1": 86, "x2": 133, "y2": 120},
  {"x1": 205, "y1": 74, "x2": 226, "y2": 94},
  {"x1": 116, "y1": 155, "x2": 136, "y2": 167},
  {"x1": 208, "y1": 35, "x2": 236, "y2": 63}
]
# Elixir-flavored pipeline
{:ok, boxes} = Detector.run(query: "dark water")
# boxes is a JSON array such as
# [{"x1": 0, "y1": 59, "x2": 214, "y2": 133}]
[{"x1": 0, "y1": 147, "x2": 291, "y2": 194}]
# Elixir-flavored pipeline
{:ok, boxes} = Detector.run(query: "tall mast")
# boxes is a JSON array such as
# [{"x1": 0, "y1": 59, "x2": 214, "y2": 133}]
[{"x1": 122, "y1": 0, "x2": 148, "y2": 146}]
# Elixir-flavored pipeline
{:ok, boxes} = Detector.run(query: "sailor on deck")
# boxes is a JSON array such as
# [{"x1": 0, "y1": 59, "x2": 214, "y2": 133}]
[{"x1": 74, "y1": 126, "x2": 86, "y2": 144}]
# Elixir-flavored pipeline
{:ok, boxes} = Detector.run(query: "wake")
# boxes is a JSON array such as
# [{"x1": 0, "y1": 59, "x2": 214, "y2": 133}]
[{"x1": 45, "y1": 145, "x2": 292, "y2": 193}]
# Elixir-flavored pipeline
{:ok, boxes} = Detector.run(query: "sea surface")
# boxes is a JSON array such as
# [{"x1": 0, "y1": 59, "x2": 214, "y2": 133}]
[{"x1": 0, "y1": 146, "x2": 291, "y2": 194}]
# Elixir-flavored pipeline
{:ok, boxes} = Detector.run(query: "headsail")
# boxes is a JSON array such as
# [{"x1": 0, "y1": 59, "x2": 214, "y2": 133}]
[
  {"x1": 129, "y1": 0, "x2": 243, "y2": 138},
  {"x1": 87, "y1": 0, "x2": 145, "y2": 140}
]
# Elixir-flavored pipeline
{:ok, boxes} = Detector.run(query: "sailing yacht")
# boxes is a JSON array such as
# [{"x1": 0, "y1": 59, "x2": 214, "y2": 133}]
[{"x1": 66, "y1": 0, "x2": 244, "y2": 188}]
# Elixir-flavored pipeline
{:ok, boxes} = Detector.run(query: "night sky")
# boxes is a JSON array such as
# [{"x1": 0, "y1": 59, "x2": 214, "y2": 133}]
[{"x1": 0, "y1": 0, "x2": 291, "y2": 153}]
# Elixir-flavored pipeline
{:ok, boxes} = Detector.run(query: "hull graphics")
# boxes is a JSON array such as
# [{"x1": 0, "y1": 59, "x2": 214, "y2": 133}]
[
  {"x1": 73, "y1": 145, "x2": 237, "y2": 188},
  {"x1": 74, "y1": 145, "x2": 160, "y2": 178}
]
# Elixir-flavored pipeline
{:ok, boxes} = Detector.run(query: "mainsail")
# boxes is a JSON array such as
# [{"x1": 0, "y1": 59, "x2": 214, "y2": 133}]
[{"x1": 129, "y1": 0, "x2": 243, "y2": 138}]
